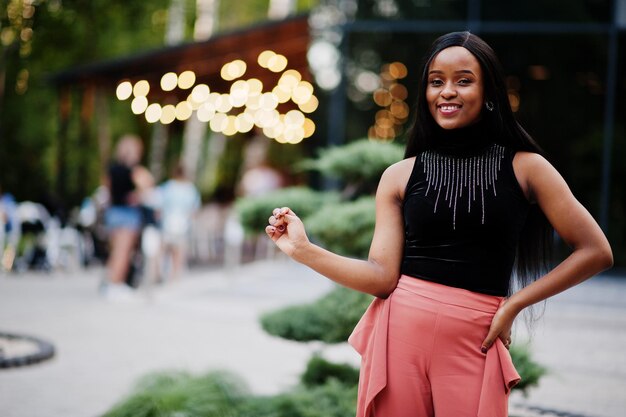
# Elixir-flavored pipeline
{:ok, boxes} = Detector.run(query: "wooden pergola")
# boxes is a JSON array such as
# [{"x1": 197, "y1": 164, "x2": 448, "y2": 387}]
[{"x1": 50, "y1": 14, "x2": 310, "y2": 201}]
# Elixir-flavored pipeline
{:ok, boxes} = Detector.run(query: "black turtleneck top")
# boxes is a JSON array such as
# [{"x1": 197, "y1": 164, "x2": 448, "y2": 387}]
[{"x1": 401, "y1": 121, "x2": 529, "y2": 296}]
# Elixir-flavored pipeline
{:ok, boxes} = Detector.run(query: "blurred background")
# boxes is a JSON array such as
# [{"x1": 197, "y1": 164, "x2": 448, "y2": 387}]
[
  {"x1": 0, "y1": 0, "x2": 625, "y2": 267},
  {"x1": 0, "y1": 1, "x2": 625, "y2": 417}
]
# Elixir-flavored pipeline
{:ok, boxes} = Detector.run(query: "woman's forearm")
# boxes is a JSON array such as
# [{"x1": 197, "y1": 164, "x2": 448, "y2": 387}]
[
  {"x1": 292, "y1": 241, "x2": 399, "y2": 298},
  {"x1": 507, "y1": 245, "x2": 613, "y2": 314}
]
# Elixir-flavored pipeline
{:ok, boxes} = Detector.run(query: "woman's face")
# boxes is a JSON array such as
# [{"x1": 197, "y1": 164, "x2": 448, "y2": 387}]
[{"x1": 426, "y1": 46, "x2": 485, "y2": 130}]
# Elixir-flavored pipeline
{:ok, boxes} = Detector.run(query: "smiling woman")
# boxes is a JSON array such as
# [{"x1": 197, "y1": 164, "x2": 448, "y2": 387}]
[
  {"x1": 426, "y1": 46, "x2": 485, "y2": 130},
  {"x1": 265, "y1": 31, "x2": 613, "y2": 417}
]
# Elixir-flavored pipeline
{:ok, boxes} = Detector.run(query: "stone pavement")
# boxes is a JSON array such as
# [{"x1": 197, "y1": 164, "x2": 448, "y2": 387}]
[{"x1": 0, "y1": 260, "x2": 625, "y2": 417}]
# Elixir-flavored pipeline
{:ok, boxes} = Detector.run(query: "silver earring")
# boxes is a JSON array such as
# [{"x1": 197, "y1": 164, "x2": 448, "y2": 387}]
[{"x1": 485, "y1": 101, "x2": 494, "y2": 111}]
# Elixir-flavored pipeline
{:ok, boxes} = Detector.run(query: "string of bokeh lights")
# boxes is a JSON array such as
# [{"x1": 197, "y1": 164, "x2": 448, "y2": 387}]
[
  {"x1": 367, "y1": 62, "x2": 409, "y2": 141},
  {"x1": 115, "y1": 50, "x2": 318, "y2": 145}
]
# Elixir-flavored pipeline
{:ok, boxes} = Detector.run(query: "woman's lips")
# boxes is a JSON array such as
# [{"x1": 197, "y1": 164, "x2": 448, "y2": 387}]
[{"x1": 438, "y1": 104, "x2": 462, "y2": 115}]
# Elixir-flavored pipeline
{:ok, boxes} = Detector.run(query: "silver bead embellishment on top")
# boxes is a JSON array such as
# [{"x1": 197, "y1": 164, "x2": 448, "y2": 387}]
[{"x1": 420, "y1": 144, "x2": 506, "y2": 229}]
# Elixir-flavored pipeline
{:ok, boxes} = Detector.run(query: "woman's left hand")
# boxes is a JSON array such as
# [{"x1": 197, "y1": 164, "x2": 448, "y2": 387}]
[{"x1": 481, "y1": 299, "x2": 519, "y2": 352}]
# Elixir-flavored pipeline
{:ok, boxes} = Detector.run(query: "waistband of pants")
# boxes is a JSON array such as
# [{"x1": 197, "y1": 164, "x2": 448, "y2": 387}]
[{"x1": 396, "y1": 275, "x2": 504, "y2": 313}]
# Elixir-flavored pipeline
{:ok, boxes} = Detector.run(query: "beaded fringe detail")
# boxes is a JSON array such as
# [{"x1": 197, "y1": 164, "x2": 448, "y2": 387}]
[{"x1": 420, "y1": 144, "x2": 506, "y2": 229}]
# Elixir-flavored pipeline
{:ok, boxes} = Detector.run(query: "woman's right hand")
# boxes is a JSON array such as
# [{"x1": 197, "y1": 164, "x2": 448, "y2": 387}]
[{"x1": 265, "y1": 207, "x2": 309, "y2": 257}]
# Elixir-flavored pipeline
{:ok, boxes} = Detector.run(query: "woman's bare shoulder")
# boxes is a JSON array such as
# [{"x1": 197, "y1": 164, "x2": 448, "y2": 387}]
[{"x1": 379, "y1": 157, "x2": 417, "y2": 199}]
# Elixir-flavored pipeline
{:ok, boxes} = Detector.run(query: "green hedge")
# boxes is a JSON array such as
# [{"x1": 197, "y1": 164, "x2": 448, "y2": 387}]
[
  {"x1": 102, "y1": 370, "x2": 248, "y2": 417},
  {"x1": 304, "y1": 197, "x2": 376, "y2": 258},
  {"x1": 235, "y1": 187, "x2": 340, "y2": 235},
  {"x1": 102, "y1": 370, "x2": 357, "y2": 417},
  {"x1": 260, "y1": 286, "x2": 373, "y2": 344},
  {"x1": 300, "y1": 139, "x2": 404, "y2": 196}
]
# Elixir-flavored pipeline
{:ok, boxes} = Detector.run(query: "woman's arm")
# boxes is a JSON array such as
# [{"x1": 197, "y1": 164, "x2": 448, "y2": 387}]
[
  {"x1": 265, "y1": 159, "x2": 412, "y2": 298},
  {"x1": 481, "y1": 152, "x2": 613, "y2": 350}
]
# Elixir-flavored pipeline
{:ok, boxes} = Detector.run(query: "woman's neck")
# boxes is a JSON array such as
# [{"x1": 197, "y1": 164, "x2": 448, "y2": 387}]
[{"x1": 432, "y1": 119, "x2": 493, "y2": 155}]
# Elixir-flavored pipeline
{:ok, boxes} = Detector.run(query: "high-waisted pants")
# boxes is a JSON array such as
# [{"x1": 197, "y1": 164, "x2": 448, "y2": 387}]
[{"x1": 348, "y1": 276, "x2": 520, "y2": 417}]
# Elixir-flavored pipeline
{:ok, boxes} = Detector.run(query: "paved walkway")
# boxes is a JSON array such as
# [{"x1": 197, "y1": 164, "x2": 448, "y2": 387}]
[{"x1": 0, "y1": 260, "x2": 625, "y2": 417}]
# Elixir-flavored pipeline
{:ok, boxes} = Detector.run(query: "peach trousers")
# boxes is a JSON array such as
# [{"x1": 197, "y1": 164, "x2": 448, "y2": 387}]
[{"x1": 348, "y1": 276, "x2": 520, "y2": 417}]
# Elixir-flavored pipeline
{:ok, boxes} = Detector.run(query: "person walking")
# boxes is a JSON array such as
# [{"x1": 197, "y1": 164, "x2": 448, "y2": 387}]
[
  {"x1": 158, "y1": 163, "x2": 201, "y2": 282},
  {"x1": 102, "y1": 134, "x2": 153, "y2": 300},
  {"x1": 265, "y1": 32, "x2": 613, "y2": 417}
]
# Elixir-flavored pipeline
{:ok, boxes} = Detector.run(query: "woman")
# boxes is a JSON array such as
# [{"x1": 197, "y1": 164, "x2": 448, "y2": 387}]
[
  {"x1": 102, "y1": 134, "x2": 153, "y2": 300},
  {"x1": 266, "y1": 32, "x2": 612, "y2": 417}
]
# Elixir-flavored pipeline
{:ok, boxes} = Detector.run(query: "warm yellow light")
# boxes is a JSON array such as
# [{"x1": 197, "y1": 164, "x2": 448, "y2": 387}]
[
  {"x1": 145, "y1": 103, "x2": 162, "y2": 123},
  {"x1": 229, "y1": 80, "x2": 250, "y2": 108},
  {"x1": 246, "y1": 78, "x2": 263, "y2": 94},
  {"x1": 222, "y1": 115, "x2": 238, "y2": 136},
  {"x1": 178, "y1": 70, "x2": 196, "y2": 89},
  {"x1": 278, "y1": 70, "x2": 301, "y2": 91},
  {"x1": 272, "y1": 86, "x2": 291, "y2": 104},
  {"x1": 191, "y1": 84, "x2": 210, "y2": 103},
  {"x1": 197, "y1": 103, "x2": 216, "y2": 122},
  {"x1": 207, "y1": 92, "x2": 221, "y2": 107},
  {"x1": 292, "y1": 81, "x2": 314, "y2": 105},
  {"x1": 216, "y1": 94, "x2": 233, "y2": 113},
  {"x1": 285, "y1": 110, "x2": 305, "y2": 127},
  {"x1": 246, "y1": 93, "x2": 261, "y2": 110},
  {"x1": 160, "y1": 72, "x2": 178, "y2": 91},
  {"x1": 175, "y1": 101, "x2": 193, "y2": 121},
  {"x1": 298, "y1": 95, "x2": 319, "y2": 113},
  {"x1": 210, "y1": 112, "x2": 228, "y2": 132},
  {"x1": 373, "y1": 89, "x2": 393, "y2": 107},
  {"x1": 228, "y1": 60, "x2": 247, "y2": 79},
  {"x1": 259, "y1": 92, "x2": 279, "y2": 110},
  {"x1": 283, "y1": 126, "x2": 305, "y2": 144},
  {"x1": 389, "y1": 83, "x2": 408, "y2": 101},
  {"x1": 220, "y1": 63, "x2": 233, "y2": 81},
  {"x1": 160, "y1": 105, "x2": 176, "y2": 124},
  {"x1": 254, "y1": 109, "x2": 279, "y2": 128},
  {"x1": 133, "y1": 80, "x2": 150, "y2": 97},
  {"x1": 268, "y1": 54, "x2": 288, "y2": 72},
  {"x1": 390, "y1": 101, "x2": 409, "y2": 119},
  {"x1": 303, "y1": 118, "x2": 315, "y2": 138},
  {"x1": 235, "y1": 112, "x2": 255, "y2": 133},
  {"x1": 116, "y1": 81, "x2": 133, "y2": 100},
  {"x1": 376, "y1": 116, "x2": 394, "y2": 129},
  {"x1": 258, "y1": 50, "x2": 276, "y2": 68},
  {"x1": 131, "y1": 96, "x2": 148, "y2": 114},
  {"x1": 186, "y1": 93, "x2": 202, "y2": 110},
  {"x1": 274, "y1": 133, "x2": 288, "y2": 144},
  {"x1": 388, "y1": 62, "x2": 408, "y2": 79}
]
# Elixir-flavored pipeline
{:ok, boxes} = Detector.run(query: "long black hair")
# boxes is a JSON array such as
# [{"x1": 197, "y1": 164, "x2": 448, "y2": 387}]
[{"x1": 405, "y1": 31, "x2": 553, "y2": 295}]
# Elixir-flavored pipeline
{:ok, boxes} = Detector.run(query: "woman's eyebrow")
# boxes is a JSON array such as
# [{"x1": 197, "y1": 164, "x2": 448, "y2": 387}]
[{"x1": 428, "y1": 69, "x2": 476, "y2": 75}]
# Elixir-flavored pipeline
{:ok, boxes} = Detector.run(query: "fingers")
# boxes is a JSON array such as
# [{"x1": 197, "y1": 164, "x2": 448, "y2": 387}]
[
  {"x1": 481, "y1": 333, "x2": 513, "y2": 353},
  {"x1": 266, "y1": 207, "x2": 295, "y2": 238}
]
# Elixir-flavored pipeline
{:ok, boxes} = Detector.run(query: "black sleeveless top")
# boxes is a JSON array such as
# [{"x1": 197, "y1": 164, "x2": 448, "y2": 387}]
[
  {"x1": 108, "y1": 162, "x2": 135, "y2": 206},
  {"x1": 401, "y1": 122, "x2": 529, "y2": 296}
]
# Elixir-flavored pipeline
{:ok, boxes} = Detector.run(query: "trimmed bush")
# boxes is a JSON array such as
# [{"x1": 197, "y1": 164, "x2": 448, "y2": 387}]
[
  {"x1": 509, "y1": 344, "x2": 548, "y2": 395},
  {"x1": 260, "y1": 286, "x2": 373, "y2": 344},
  {"x1": 239, "y1": 380, "x2": 357, "y2": 417},
  {"x1": 305, "y1": 197, "x2": 376, "y2": 258},
  {"x1": 235, "y1": 186, "x2": 339, "y2": 235},
  {"x1": 102, "y1": 370, "x2": 248, "y2": 417},
  {"x1": 301, "y1": 354, "x2": 360, "y2": 388},
  {"x1": 301, "y1": 139, "x2": 404, "y2": 196}
]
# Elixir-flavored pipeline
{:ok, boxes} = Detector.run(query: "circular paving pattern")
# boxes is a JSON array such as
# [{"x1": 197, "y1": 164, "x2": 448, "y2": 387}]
[{"x1": 0, "y1": 332, "x2": 55, "y2": 368}]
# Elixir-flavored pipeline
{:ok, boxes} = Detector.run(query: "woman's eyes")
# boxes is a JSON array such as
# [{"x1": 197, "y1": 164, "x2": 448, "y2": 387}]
[{"x1": 428, "y1": 78, "x2": 473, "y2": 86}]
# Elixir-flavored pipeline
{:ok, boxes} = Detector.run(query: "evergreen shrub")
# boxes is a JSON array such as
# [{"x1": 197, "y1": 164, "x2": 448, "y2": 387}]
[
  {"x1": 300, "y1": 354, "x2": 360, "y2": 387},
  {"x1": 260, "y1": 285, "x2": 373, "y2": 343},
  {"x1": 301, "y1": 139, "x2": 404, "y2": 196},
  {"x1": 235, "y1": 187, "x2": 339, "y2": 235},
  {"x1": 304, "y1": 197, "x2": 376, "y2": 258}
]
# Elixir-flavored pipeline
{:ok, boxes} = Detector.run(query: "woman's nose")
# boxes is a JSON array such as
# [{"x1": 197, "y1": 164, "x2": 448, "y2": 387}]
[{"x1": 441, "y1": 82, "x2": 457, "y2": 98}]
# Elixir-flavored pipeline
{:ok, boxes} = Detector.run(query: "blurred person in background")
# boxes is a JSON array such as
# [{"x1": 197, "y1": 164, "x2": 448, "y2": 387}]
[
  {"x1": 101, "y1": 134, "x2": 153, "y2": 300},
  {"x1": 158, "y1": 163, "x2": 200, "y2": 282}
]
